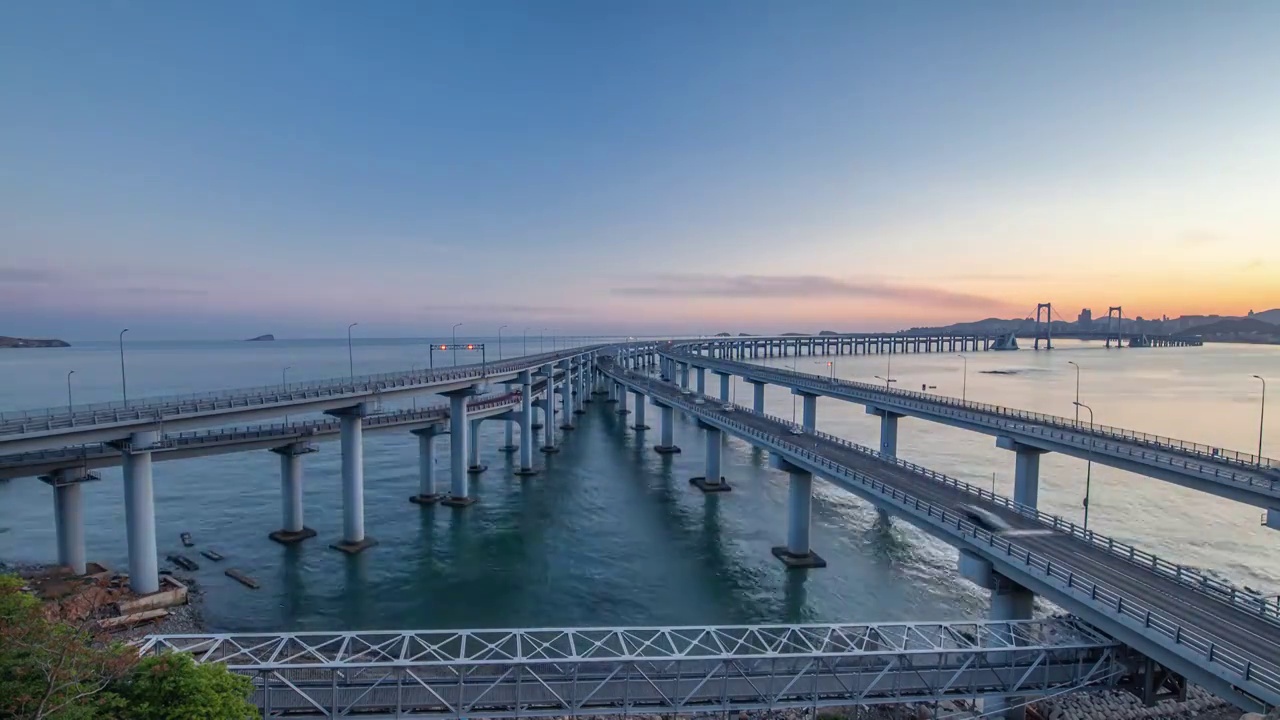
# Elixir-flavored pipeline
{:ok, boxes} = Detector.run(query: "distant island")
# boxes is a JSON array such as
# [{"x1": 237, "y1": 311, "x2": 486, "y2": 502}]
[
  {"x1": 245, "y1": 334, "x2": 275, "y2": 342},
  {"x1": 0, "y1": 336, "x2": 70, "y2": 348},
  {"x1": 902, "y1": 308, "x2": 1280, "y2": 344}
]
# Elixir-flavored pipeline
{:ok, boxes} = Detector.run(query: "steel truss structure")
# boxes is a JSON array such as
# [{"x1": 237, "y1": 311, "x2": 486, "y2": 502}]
[{"x1": 138, "y1": 620, "x2": 1124, "y2": 718}]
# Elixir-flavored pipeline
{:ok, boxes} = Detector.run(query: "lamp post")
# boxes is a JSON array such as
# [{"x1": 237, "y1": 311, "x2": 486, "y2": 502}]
[
  {"x1": 498, "y1": 325, "x2": 508, "y2": 361},
  {"x1": 66, "y1": 370, "x2": 75, "y2": 413},
  {"x1": 451, "y1": 323, "x2": 463, "y2": 367},
  {"x1": 347, "y1": 322, "x2": 358, "y2": 379},
  {"x1": 1067, "y1": 361, "x2": 1081, "y2": 423},
  {"x1": 118, "y1": 328, "x2": 129, "y2": 406},
  {"x1": 1254, "y1": 375, "x2": 1267, "y2": 463},
  {"x1": 1073, "y1": 401, "x2": 1094, "y2": 532},
  {"x1": 956, "y1": 354, "x2": 967, "y2": 402},
  {"x1": 282, "y1": 366, "x2": 292, "y2": 389},
  {"x1": 875, "y1": 375, "x2": 896, "y2": 389}
]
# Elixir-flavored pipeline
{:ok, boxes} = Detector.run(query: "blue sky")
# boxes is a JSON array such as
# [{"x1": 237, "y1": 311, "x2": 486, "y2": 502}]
[{"x1": 2, "y1": 1, "x2": 1278, "y2": 339}]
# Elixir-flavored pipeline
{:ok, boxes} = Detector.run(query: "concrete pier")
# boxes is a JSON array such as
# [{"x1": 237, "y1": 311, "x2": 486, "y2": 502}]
[
  {"x1": 42, "y1": 468, "x2": 95, "y2": 574},
  {"x1": 795, "y1": 391, "x2": 817, "y2": 430},
  {"x1": 574, "y1": 365, "x2": 587, "y2": 414},
  {"x1": 443, "y1": 391, "x2": 477, "y2": 507},
  {"x1": 654, "y1": 402, "x2": 681, "y2": 454},
  {"x1": 769, "y1": 456, "x2": 826, "y2": 568},
  {"x1": 959, "y1": 550, "x2": 1035, "y2": 720},
  {"x1": 328, "y1": 405, "x2": 376, "y2": 553},
  {"x1": 616, "y1": 383, "x2": 630, "y2": 415},
  {"x1": 270, "y1": 443, "x2": 318, "y2": 543},
  {"x1": 690, "y1": 424, "x2": 730, "y2": 492},
  {"x1": 540, "y1": 365, "x2": 559, "y2": 453},
  {"x1": 749, "y1": 380, "x2": 766, "y2": 413},
  {"x1": 867, "y1": 406, "x2": 902, "y2": 456},
  {"x1": 631, "y1": 390, "x2": 649, "y2": 429},
  {"x1": 516, "y1": 370, "x2": 537, "y2": 475},
  {"x1": 122, "y1": 430, "x2": 160, "y2": 593},
  {"x1": 559, "y1": 361, "x2": 574, "y2": 430},
  {"x1": 997, "y1": 437, "x2": 1045, "y2": 507},
  {"x1": 695, "y1": 367, "x2": 706, "y2": 394},
  {"x1": 467, "y1": 418, "x2": 487, "y2": 473},
  {"x1": 501, "y1": 412, "x2": 517, "y2": 453},
  {"x1": 410, "y1": 427, "x2": 443, "y2": 503},
  {"x1": 717, "y1": 372, "x2": 730, "y2": 402}
]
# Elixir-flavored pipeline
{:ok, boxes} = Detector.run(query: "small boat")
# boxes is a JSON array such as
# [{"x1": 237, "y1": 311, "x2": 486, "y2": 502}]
[
  {"x1": 225, "y1": 569, "x2": 259, "y2": 589},
  {"x1": 180, "y1": 532, "x2": 194, "y2": 547},
  {"x1": 165, "y1": 554, "x2": 199, "y2": 571},
  {"x1": 199, "y1": 550, "x2": 224, "y2": 562}
]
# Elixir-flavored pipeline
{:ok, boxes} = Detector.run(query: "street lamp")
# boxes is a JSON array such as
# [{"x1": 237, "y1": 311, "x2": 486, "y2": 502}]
[
  {"x1": 1073, "y1": 401, "x2": 1094, "y2": 532},
  {"x1": 282, "y1": 366, "x2": 292, "y2": 389},
  {"x1": 118, "y1": 328, "x2": 130, "y2": 406},
  {"x1": 452, "y1": 322, "x2": 463, "y2": 367},
  {"x1": 1067, "y1": 361, "x2": 1082, "y2": 423},
  {"x1": 1253, "y1": 375, "x2": 1267, "y2": 462},
  {"x1": 498, "y1": 325, "x2": 508, "y2": 361},
  {"x1": 66, "y1": 370, "x2": 75, "y2": 412},
  {"x1": 874, "y1": 375, "x2": 896, "y2": 389},
  {"x1": 956, "y1": 354, "x2": 967, "y2": 402},
  {"x1": 346, "y1": 322, "x2": 359, "y2": 379}
]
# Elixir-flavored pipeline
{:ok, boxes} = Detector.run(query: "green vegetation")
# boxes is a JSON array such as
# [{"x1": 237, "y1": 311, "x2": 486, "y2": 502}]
[{"x1": 0, "y1": 574, "x2": 256, "y2": 719}]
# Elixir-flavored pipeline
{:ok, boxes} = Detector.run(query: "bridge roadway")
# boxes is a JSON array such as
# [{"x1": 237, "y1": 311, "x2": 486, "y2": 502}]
[
  {"x1": 599, "y1": 359, "x2": 1280, "y2": 712},
  {"x1": 0, "y1": 345, "x2": 614, "y2": 455},
  {"x1": 0, "y1": 391, "x2": 524, "y2": 480},
  {"x1": 662, "y1": 346, "x2": 1280, "y2": 510},
  {"x1": 137, "y1": 619, "x2": 1124, "y2": 717}
]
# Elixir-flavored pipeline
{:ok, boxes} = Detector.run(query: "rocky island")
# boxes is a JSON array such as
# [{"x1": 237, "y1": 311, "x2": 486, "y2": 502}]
[
  {"x1": 245, "y1": 334, "x2": 275, "y2": 342},
  {"x1": 0, "y1": 336, "x2": 70, "y2": 348}
]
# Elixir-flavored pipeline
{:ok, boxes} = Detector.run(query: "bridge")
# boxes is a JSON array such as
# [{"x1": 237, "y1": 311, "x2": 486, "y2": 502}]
[
  {"x1": 3, "y1": 339, "x2": 1277, "y2": 716},
  {"x1": 136, "y1": 619, "x2": 1125, "y2": 718},
  {"x1": 665, "y1": 341, "x2": 1279, "y2": 515}
]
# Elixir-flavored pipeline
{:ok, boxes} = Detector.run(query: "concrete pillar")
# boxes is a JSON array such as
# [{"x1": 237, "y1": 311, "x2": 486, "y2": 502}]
[
  {"x1": 575, "y1": 365, "x2": 587, "y2": 413},
  {"x1": 867, "y1": 407, "x2": 901, "y2": 456},
  {"x1": 958, "y1": 550, "x2": 1036, "y2": 720},
  {"x1": 632, "y1": 391, "x2": 649, "y2": 429},
  {"x1": 44, "y1": 470, "x2": 90, "y2": 575},
  {"x1": 516, "y1": 371, "x2": 537, "y2": 475},
  {"x1": 502, "y1": 419, "x2": 516, "y2": 452},
  {"x1": 680, "y1": 363, "x2": 689, "y2": 389},
  {"x1": 768, "y1": 455, "x2": 826, "y2": 568},
  {"x1": 696, "y1": 367, "x2": 706, "y2": 394},
  {"x1": 797, "y1": 392, "x2": 817, "y2": 430},
  {"x1": 468, "y1": 418, "x2": 487, "y2": 473},
  {"x1": 559, "y1": 362, "x2": 574, "y2": 430},
  {"x1": 444, "y1": 392, "x2": 477, "y2": 506},
  {"x1": 270, "y1": 443, "x2": 317, "y2": 542},
  {"x1": 750, "y1": 381, "x2": 766, "y2": 413},
  {"x1": 655, "y1": 403, "x2": 680, "y2": 454},
  {"x1": 541, "y1": 365, "x2": 559, "y2": 453},
  {"x1": 122, "y1": 430, "x2": 159, "y2": 593},
  {"x1": 718, "y1": 372, "x2": 730, "y2": 402},
  {"x1": 328, "y1": 406, "x2": 376, "y2": 552},
  {"x1": 617, "y1": 384, "x2": 630, "y2": 415},
  {"x1": 997, "y1": 437, "x2": 1045, "y2": 507},
  {"x1": 690, "y1": 425, "x2": 730, "y2": 492},
  {"x1": 410, "y1": 428, "x2": 442, "y2": 503}
]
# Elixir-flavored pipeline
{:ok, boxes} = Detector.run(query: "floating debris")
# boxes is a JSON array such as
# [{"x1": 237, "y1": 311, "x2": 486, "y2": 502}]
[
  {"x1": 224, "y1": 569, "x2": 259, "y2": 589},
  {"x1": 180, "y1": 532, "x2": 194, "y2": 547},
  {"x1": 199, "y1": 550, "x2": 224, "y2": 562},
  {"x1": 166, "y1": 554, "x2": 199, "y2": 571}
]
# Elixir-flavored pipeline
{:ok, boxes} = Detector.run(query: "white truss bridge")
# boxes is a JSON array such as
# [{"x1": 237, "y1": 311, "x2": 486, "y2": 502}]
[{"x1": 138, "y1": 619, "x2": 1130, "y2": 718}]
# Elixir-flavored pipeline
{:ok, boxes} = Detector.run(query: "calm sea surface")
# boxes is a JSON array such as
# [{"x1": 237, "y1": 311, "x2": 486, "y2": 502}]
[{"x1": 1, "y1": 337, "x2": 1276, "y2": 632}]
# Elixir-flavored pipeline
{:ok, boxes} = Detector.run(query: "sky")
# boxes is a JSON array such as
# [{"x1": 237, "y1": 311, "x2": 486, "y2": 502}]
[{"x1": 2, "y1": 0, "x2": 1279, "y2": 340}]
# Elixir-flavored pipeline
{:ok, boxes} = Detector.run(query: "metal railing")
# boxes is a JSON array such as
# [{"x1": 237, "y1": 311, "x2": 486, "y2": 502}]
[
  {"x1": 0, "y1": 346, "x2": 600, "y2": 434},
  {"x1": 603, "y1": 364, "x2": 1280, "y2": 707},
  {"x1": 667, "y1": 350, "x2": 1279, "y2": 480}
]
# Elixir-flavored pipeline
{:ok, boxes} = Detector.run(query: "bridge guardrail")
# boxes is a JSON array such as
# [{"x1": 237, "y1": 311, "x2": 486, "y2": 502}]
[
  {"x1": 0, "y1": 347, "x2": 600, "y2": 434},
  {"x1": 611, "y1": 365, "x2": 1280, "y2": 624},
  {"x1": 670, "y1": 351, "x2": 1279, "y2": 484},
  {"x1": 607, "y1": 366, "x2": 1280, "y2": 705}
]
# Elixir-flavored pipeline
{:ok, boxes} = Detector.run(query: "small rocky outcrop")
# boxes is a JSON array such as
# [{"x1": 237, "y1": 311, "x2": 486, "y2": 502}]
[
  {"x1": 0, "y1": 336, "x2": 70, "y2": 348},
  {"x1": 245, "y1": 334, "x2": 275, "y2": 342}
]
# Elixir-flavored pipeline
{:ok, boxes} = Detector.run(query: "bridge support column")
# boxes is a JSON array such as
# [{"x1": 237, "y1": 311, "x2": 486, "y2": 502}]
[
  {"x1": 409, "y1": 427, "x2": 443, "y2": 503},
  {"x1": 327, "y1": 405, "x2": 376, "y2": 552},
  {"x1": 270, "y1": 443, "x2": 318, "y2": 542},
  {"x1": 695, "y1": 367, "x2": 706, "y2": 394},
  {"x1": 654, "y1": 403, "x2": 681, "y2": 454},
  {"x1": 559, "y1": 362, "x2": 575, "y2": 430},
  {"x1": 467, "y1": 419, "x2": 487, "y2": 474},
  {"x1": 958, "y1": 550, "x2": 1034, "y2": 720},
  {"x1": 632, "y1": 391, "x2": 649, "y2": 429},
  {"x1": 793, "y1": 390, "x2": 818, "y2": 430},
  {"x1": 679, "y1": 363, "x2": 689, "y2": 390},
  {"x1": 515, "y1": 371, "x2": 537, "y2": 476},
  {"x1": 501, "y1": 385, "x2": 518, "y2": 451},
  {"x1": 690, "y1": 424, "x2": 730, "y2": 492},
  {"x1": 616, "y1": 384, "x2": 630, "y2": 415},
  {"x1": 1265, "y1": 508, "x2": 1280, "y2": 531},
  {"x1": 42, "y1": 469, "x2": 96, "y2": 575},
  {"x1": 716, "y1": 372, "x2": 731, "y2": 402},
  {"x1": 122, "y1": 430, "x2": 160, "y2": 593},
  {"x1": 866, "y1": 406, "x2": 902, "y2": 456},
  {"x1": 997, "y1": 437, "x2": 1045, "y2": 507},
  {"x1": 749, "y1": 381, "x2": 766, "y2": 413},
  {"x1": 443, "y1": 391, "x2": 477, "y2": 507},
  {"x1": 769, "y1": 455, "x2": 826, "y2": 568},
  {"x1": 575, "y1": 366, "x2": 587, "y2": 413},
  {"x1": 540, "y1": 365, "x2": 559, "y2": 453}
]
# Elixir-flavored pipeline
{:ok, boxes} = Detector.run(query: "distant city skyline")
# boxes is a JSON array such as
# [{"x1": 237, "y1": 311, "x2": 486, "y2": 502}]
[{"x1": 2, "y1": 1, "x2": 1278, "y2": 339}]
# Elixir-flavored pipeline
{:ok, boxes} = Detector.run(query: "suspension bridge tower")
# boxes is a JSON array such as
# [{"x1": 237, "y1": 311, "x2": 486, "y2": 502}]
[
  {"x1": 1034, "y1": 303, "x2": 1053, "y2": 350},
  {"x1": 1106, "y1": 306, "x2": 1124, "y2": 348}
]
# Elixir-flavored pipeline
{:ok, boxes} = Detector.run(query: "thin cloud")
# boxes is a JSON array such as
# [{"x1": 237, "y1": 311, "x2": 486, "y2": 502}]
[
  {"x1": 0, "y1": 267, "x2": 58, "y2": 284},
  {"x1": 613, "y1": 274, "x2": 1011, "y2": 310},
  {"x1": 422, "y1": 303, "x2": 583, "y2": 317},
  {"x1": 115, "y1": 287, "x2": 208, "y2": 297}
]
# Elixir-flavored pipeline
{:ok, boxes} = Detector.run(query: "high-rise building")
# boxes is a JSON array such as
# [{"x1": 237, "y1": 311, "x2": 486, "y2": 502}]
[{"x1": 1077, "y1": 308, "x2": 1093, "y2": 328}]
